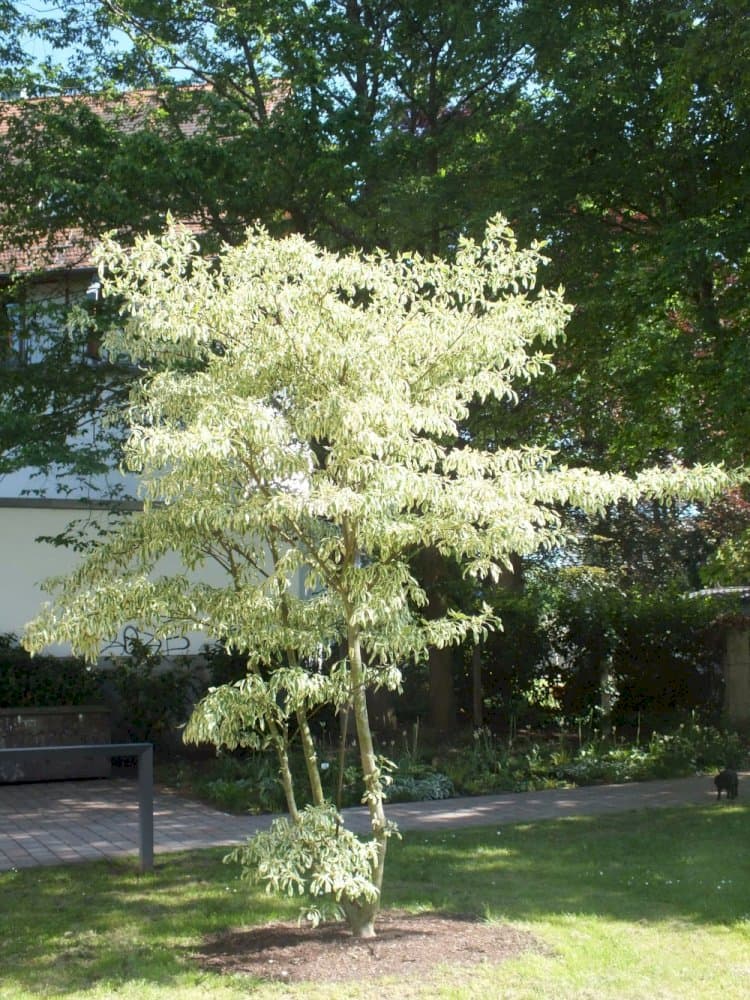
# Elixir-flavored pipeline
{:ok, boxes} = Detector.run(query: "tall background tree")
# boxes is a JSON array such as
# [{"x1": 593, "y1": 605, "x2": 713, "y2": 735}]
[
  {"x1": 489, "y1": 0, "x2": 750, "y2": 471},
  {"x1": 3, "y1": 0, "x2": 748, "y2": 723}
]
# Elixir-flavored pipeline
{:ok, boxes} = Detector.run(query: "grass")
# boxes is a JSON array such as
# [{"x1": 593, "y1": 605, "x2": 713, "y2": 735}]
[{"x1": 1, "y1": 803, "x2": 749, "y2": 999}]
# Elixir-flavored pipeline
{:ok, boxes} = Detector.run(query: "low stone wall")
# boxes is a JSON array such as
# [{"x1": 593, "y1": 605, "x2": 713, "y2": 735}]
[{"x1": 0, "y1": 705, "x2": 111, "y2": 782}]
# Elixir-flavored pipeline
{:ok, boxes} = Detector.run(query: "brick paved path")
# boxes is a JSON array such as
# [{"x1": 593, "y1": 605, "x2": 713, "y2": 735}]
[{"x1": 1, "y1": 771, "x2": 735, "y2": 872}]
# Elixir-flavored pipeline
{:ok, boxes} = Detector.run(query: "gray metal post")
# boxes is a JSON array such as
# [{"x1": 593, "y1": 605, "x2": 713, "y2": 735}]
[
  {"x1": 137, "y1": 744, "x2": 154, "y2": 871},
  {"x1": 0, "y1": 742, "x2": 155, "y2": 869}
]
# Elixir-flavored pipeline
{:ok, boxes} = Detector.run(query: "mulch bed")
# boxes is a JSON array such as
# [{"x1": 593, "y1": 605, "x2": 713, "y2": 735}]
[{"x1": 194, "y1": 910, "x2": 548, "y2": 985}]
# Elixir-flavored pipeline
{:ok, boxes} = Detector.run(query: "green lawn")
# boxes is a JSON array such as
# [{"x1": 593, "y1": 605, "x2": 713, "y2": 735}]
[{"x1": 1, "y1": 803, "x2": 749, "y2": 999}]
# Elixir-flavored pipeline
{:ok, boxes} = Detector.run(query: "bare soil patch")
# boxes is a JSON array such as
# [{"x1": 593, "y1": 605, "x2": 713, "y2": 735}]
[{"x1": 195, "y1": 910, "x2": 546, "y2": 985}]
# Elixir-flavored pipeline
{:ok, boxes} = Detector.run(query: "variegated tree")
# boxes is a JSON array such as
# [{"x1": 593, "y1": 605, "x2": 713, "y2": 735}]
[{"x1": 24, "y1": 218, "x2": 730, "y2": 936}]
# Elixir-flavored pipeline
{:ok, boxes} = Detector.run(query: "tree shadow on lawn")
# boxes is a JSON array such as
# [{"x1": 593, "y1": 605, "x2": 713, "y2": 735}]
[
  {"x1": 0, "y1": 805, "x2": 748, "y2": 995},
  {"x1": 0, "y1": 849, "x2": 293, "y2": 995}
]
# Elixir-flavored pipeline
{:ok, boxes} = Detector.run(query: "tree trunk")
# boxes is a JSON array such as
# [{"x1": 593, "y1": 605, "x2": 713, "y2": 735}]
[
  {"x1": 346, "y1": 617, "x2": 388, "y2": 938},
  {"x1": 414, "y1": 546, "x2": 457, "y2": 731},
  {"x1": 472, "y1": 642, "x2": 483, "y2": 729},
  {"x1": 296, "y1": 706, "x2": 325, "y2": 806},
  {"x1": 341, "y1": 899, "x2": 377, "y2": 939},
  {"x1": 428, "y1": 644, "x2": 456, "y2": 731},
  {"x1": 271, "y1": 727, "x2": 299, "y2": 822}
]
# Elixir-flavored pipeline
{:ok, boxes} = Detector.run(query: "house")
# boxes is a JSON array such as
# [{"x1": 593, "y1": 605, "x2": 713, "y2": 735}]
[
  {"x1": 0, "y1": 211, "x2": 122, "y2": 647},
  {"x1": 0, "y1": 85, "x2": 294, "y2": 653}
]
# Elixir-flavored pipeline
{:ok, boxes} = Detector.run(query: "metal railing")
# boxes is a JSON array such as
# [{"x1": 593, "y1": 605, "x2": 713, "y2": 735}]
[{"x1": 0, "y1": 742, "x2": 154, "y2": 871}]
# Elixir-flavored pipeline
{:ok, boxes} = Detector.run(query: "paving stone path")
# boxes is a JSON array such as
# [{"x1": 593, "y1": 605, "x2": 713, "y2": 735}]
[{"x1": 1, "y1": 771, "x2": 739, "y2": 871}]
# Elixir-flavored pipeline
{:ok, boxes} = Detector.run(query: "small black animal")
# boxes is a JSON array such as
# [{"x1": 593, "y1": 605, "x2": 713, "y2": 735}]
[{"x1": 714, "y1": 768, "x2": 739, "y2": 801}]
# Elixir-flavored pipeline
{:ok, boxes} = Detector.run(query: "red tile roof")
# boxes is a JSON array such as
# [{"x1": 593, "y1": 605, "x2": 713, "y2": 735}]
[
  {"x1": 0, "y1": 228, "x2": 94, "y2": 277},
  {"x1": 0, "y1": 221, "x2": 209, "y2": 278},
  {"x1": 0, "y1": 83, "x2": 212, "y2": 138},
  {"x1": 0, "y1": 83, "x2": 279, "y2": 278}
]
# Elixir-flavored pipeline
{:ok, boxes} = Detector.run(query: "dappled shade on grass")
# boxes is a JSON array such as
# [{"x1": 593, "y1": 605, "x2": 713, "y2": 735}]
[{"x1": 0, "y1": 804, "x2": 748, "y2": 998}]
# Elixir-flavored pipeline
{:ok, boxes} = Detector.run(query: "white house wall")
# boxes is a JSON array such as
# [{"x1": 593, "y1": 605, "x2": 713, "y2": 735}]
[
  {"x1": 3, "y1": 271, "x2": 141, "y2": 501},
  {"x1": 0, "y1": 503, "x2": 92, "y2": 652},
  {"x1": 2, "y1": 279, "x2": 309, "y2": 659},
  {"x1": 0, "y1": 500, "x2": 304, "y2": 657}
]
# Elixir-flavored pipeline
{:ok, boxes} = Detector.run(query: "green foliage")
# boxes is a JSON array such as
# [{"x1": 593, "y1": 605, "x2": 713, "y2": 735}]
[
  {"x1": 21, "y1": 218, "x2": 734, "y2": 936},
  {"x1": 5, "y1": 0, "x2": 748, "y2": 501},
  {"x1": 163, "y1": 741, "x2": 462, "y2": 813},
  {"x1": 0, "y1": 631, "x2": 202, "y2": 744},
  {"x1": 199, "y1": 754, "x2": 288, "y2": 814},
  {"x1": 469, "y1": 571, "x2": 732, "y2": 733},
  {"x1": 560, "y1": 493, "x2": 750, "y2": 593},
  {"x1": 438, "y1": 728, "x2": 546, "y2": 794},
  {"x1": 202, "y1": 774, "x2": 283, "y2": 815},
  {"x1": 459, "y1": 590, "x2": 553, "y2": 732},
  {"x1": 497, "y1": 0, "x2": 750, "y2": 470},
  {"x1": 558, "y1": 721, "x2": 745, "y2": 785},
  {"x1": 159, "y1": 748, "x2": 367, "y2": 814},
  {"x1": 161, "y1": 718, "x2": 748, "y2": 815},
  {"x1": 200, "y1": 639, "x2": 249, "y2": 688},
  {"x1": 375, "y1": 719, "x2": 454, "y2": 802},
  {"x1": 645, "y1": 718, "x2": 745, "y2": 773},
  {"x1": 385, "y1": 768, "x2": 455, "y2": 803},
  {"x1": 24, "y1": 221, "x2": 731, "y2": 664},
  {"x1": 1, "y1": 0, "x2": 747, "y2": 637},
  {"x1": 226, "y1": 803, "x2": 383, "y2": 926},
  {"x1": 702, "y1": 529, "x2": 750, "y2": 586},
  {"x1": 541, "y1": 574, "x2": 727, "y2": 727},
  {"x1": 0, "y1": 634, "x2": 99, "y2": 707},
  {"x1": 163, "y1": 706, "x2": 740, "y2": 812},
  {"x1": 0, "y1": 291, "x2": 131, "y2": 488},
  {"x1": 103, "y1": 640, "x2": 199, "y2": 743},
  {"x1": 435, "y1": 721, "x2": 747, "y2": 794}
]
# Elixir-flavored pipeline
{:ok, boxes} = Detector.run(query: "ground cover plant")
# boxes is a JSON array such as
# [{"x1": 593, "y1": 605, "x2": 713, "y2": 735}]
[
  {"x1": 1, "y1": 804, "x2": 748, "y2": 999},
  {"x1": 156, "y1": 718, "x2": 747, "y2": 814},
  {"x1": 436, "y1": 718, "x2": 748, "y2": 794}
]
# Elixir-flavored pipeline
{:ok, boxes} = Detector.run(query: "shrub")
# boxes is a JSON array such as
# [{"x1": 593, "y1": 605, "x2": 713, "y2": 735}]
[
  {"x1": 200, "y1": 640, "x2": 248, "y2": 687},
  {"x1": 227, "y1": 804, "x2": 381, "y2": 928},
  {"x1": 439, "y1": 721, "x2": 748, "y2": 794},
  {"x1": 201, "y1": 754, "x2": 287, "y2": 813},
  {"x1": 0, "y1": 634, "x2": 100, "y2": 707},
  {"x1": 385, "y1": 769, "x2": 455, "y2": 803},
  {"x1": 463, "y1": 576, "x2": 732, "y2": 735},
  {"x1": 644, "y1": 717, "x2": 745, "y2": 775},
  {"x1": 102, "y1": 639, "x2": 199, "y2": 743}
]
